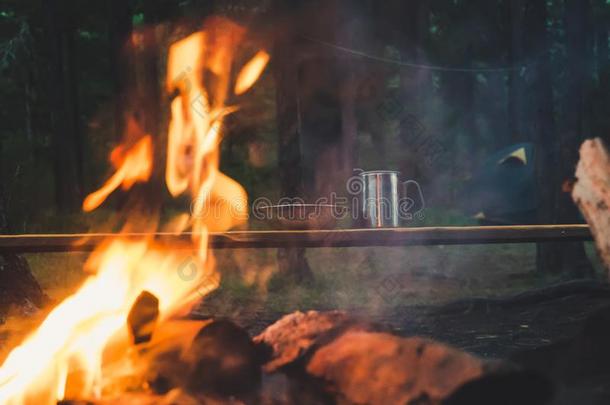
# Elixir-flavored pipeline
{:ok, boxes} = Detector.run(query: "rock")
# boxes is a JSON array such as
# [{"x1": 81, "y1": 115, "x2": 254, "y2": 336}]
[
  {"x1": 258, "y1": 372, "x2": 333, "y2": 405},
  {"x1": 257, "y1": 311, "x2": 554, "y2": 404},
  {"x1": 141, "y1": 319, "x2": 210, "y2": 394},
  {"x1": 254, "y1": 310, "x2": 376, "y2": 372},
  {"x1": 145, "y1": 347, "x2": 187, "y2": 394},
  {"x1": 306, "y1": 331, "x2": 485, "y2": 405},
  {"x1": 185, "y1": 319, "x2": 261, "y2": 397}
]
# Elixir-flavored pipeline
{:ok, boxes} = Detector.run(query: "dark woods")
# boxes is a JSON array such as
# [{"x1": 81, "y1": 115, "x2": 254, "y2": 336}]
[{"x1": 0, "y1": 0, "x2": 609, "y2": 274}]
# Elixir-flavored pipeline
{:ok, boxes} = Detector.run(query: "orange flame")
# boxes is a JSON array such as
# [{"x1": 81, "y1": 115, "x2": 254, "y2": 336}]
[
  {"x1": 235, "y1": 51, "x2": 270, "y2": 95},
  {"x1": 82, "y1": 135, "x2": 153, "y2": 212},
  {"x1": 0, "y1": 17, "x2": 268, "y2": 404}
]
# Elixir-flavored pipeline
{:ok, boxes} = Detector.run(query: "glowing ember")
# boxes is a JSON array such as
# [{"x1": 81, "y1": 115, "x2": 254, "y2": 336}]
[{"x1": 0, "y1": 18, "x2": 268, "y2": 404}]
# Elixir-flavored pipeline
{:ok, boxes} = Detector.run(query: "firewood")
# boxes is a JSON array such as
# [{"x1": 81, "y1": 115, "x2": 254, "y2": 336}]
[
  {"x1": 185, "y1": 319, "x2": 261, "y2": 397},
  {"x1": 127, "y1": 291, "x2": 159, "y2": 345},
  {"x1": 572, "y1": 138, "x2": 610, "y2": 275},
  {"x1": 139, "y1": 319, "x2": 209, "y2": 394}
]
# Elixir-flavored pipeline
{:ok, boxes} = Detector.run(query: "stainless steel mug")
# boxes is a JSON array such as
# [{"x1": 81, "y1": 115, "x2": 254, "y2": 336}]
[{"x1": 360, "y1": 170, "x2": 401, "y2": 228}]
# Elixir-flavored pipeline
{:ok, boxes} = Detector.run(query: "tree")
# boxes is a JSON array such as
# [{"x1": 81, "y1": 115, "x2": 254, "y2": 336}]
[
  {"x1": 527, "y1": 0, "x2": 561, "y2": 275},
  {"x1": 107, "y1": 0, "x2": 133, "y2": 141},
  {"x1": 508, "y1": 0, "x2": 526, "y2": 142},
  {"x1": 45, "y1": 0, "x2": 84, "y2": 213},
  {"x1": 593, "y1": 0, "x2": 610, "y2": 145},
  {"x1": 530, "y1": 0, "x2": 594, "y2": 276},
  {"x1": 552, "y1": 0, "x2": 595, "y2": 276},
  {"x1": 272, "y1": 0, "x2": 312, "y2": 283},
  {"x1": 435, "y1": 0, "x2": 479, "y2": 173},
  {"x1": 0, "y1": 142, "x2": 46, "y2": 313}
]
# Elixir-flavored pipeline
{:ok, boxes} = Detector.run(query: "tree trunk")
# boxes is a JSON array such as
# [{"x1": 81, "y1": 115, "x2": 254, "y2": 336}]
[
  {"x1": 107, "y1": 0, "x2": 133, "y2": 141},
  {"x1": 46, "y1": 0, "x2": 83, "y2": 213},
  {"x1": 397, "y1": 0, "x2": 430, "y2": 118},
  {"x1": 508, "y1": 0, "x2": 526, "y2": 141},
  {"x1": 441, "y1": 48, "x2": 477, "y2": 173},
  {"x1": 598, "y1": 16, "x2": 609, "y2": 90},
  {"x1": 393, "y1": 0, "x2": 433, "y2": 184},
  {"x1": 553, "y1": 0, "x2": 595, "y2": 277},
  {"x1": 595, "y1": 0, "x2": 610, "y2": 145},
  {"x1": 0, "y1": 144, "x2": 47, "y2": 313},
  {"x1": 274, "y1": 39, "x2": 303, "y2": 199},
  {"x1": 528, "y1": 0, "x2": 561, "y2": 275},
  {"x1": 273, "y1": 22, "x2": 312, "y2": 283},
  {"x1": 532, "y1": 0, "x2": 594, "y2": 276}
]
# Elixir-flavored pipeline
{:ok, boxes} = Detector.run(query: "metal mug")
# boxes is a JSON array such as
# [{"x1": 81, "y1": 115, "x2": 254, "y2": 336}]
[
  {"x1": 357, "y1": 170, "x2": 425, "y2": 228},
  {"x1": 360, "y1": 170, "x2": 401, "y2": 228}
]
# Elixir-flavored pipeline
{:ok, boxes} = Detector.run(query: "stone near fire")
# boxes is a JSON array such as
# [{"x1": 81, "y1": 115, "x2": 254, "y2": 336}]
[
  {"x1": 306, "y1": 331, "x2": 484, "y2": 405},
  {"x1": 254, "y1": 310, "x2": 378, "y2": 372},
  {"x1": 256, "y1": 311, "x2": 554, "y2": 405},
  {"x1": 141, "y1": 319, "x2": 210, "y2": 395},
  {"x1": 186, "y1": 319, "x2": 261, "y2": 397}
]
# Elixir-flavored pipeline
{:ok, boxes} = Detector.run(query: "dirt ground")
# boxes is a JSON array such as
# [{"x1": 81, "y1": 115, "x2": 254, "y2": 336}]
[
  {"x1": 10, "y1": 244, "x2": 610, "y2": 403},
  {"x1": 197, "y1": 278, "x2": 610, "y2": 404}
]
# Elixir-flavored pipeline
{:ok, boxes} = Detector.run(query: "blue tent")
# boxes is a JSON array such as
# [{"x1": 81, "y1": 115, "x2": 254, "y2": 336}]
[{"x1": 461, "y1": 143, "x2": 537, "y2": 224}]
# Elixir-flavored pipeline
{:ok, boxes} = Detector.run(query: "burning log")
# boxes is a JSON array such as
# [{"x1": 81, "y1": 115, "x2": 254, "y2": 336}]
[
  {"x1": 127, "y1": 291, "x2": 159, "y2": 345},
  {"x1": 138, "y1": 320, "x2": 201, "y2": 396},
  {"x1": 121, "y1": 317, "x2": 262, "y2": 399},
  {"x1": 572, "y1": 138, "x2": 610, "y2": 276}
]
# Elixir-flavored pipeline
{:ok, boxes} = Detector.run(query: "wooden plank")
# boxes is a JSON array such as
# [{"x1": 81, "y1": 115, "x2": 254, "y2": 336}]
[{"x1": 0, "y1": 225, "x2": 592, "y2": 253}]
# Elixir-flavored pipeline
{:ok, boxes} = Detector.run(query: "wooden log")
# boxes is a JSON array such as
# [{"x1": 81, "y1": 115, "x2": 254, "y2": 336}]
[
  {"x1": 254, "y1": 311, "x2": 554, "y2": 405},
  {"x1": 572, "y1": 138, "x2": 610, "y2": 276},
  {"x1": 0, "y1": 225, "x2": 593, "y2": 253}
]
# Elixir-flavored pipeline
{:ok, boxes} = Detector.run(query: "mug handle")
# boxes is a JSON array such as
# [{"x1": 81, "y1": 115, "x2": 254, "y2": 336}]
[{"x1": 402, "y1": 180, "x2": 425, "y2": 220}]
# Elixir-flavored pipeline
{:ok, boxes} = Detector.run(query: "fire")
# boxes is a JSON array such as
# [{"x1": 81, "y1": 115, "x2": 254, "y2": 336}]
[
  {"x1": 0, "y1": 18, "x2": 268, "y2": 404},
  {"x1": 235, "y1": 51, "x2": 271, "y2": 95},
  {"x1": 82, "y1": 135, "x2": 153, "y2": 212}
]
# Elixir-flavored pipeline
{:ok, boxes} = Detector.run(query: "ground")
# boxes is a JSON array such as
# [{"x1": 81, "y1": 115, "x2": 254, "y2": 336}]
[
  {"x1": 18, "y1": 241, "x2": 606, "y2": 341},
  {"x1": 3, "y1": 239, "x2": 610, "y2": 403}
]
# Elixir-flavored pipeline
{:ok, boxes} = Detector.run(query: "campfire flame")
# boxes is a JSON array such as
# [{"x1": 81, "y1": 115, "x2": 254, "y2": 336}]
[
  {"x1": 82, "y1": 135, "x2": 154, "y2": 212},
  {"x1": 0, "y1": 18, "x2": 268, "y2": 404}
]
